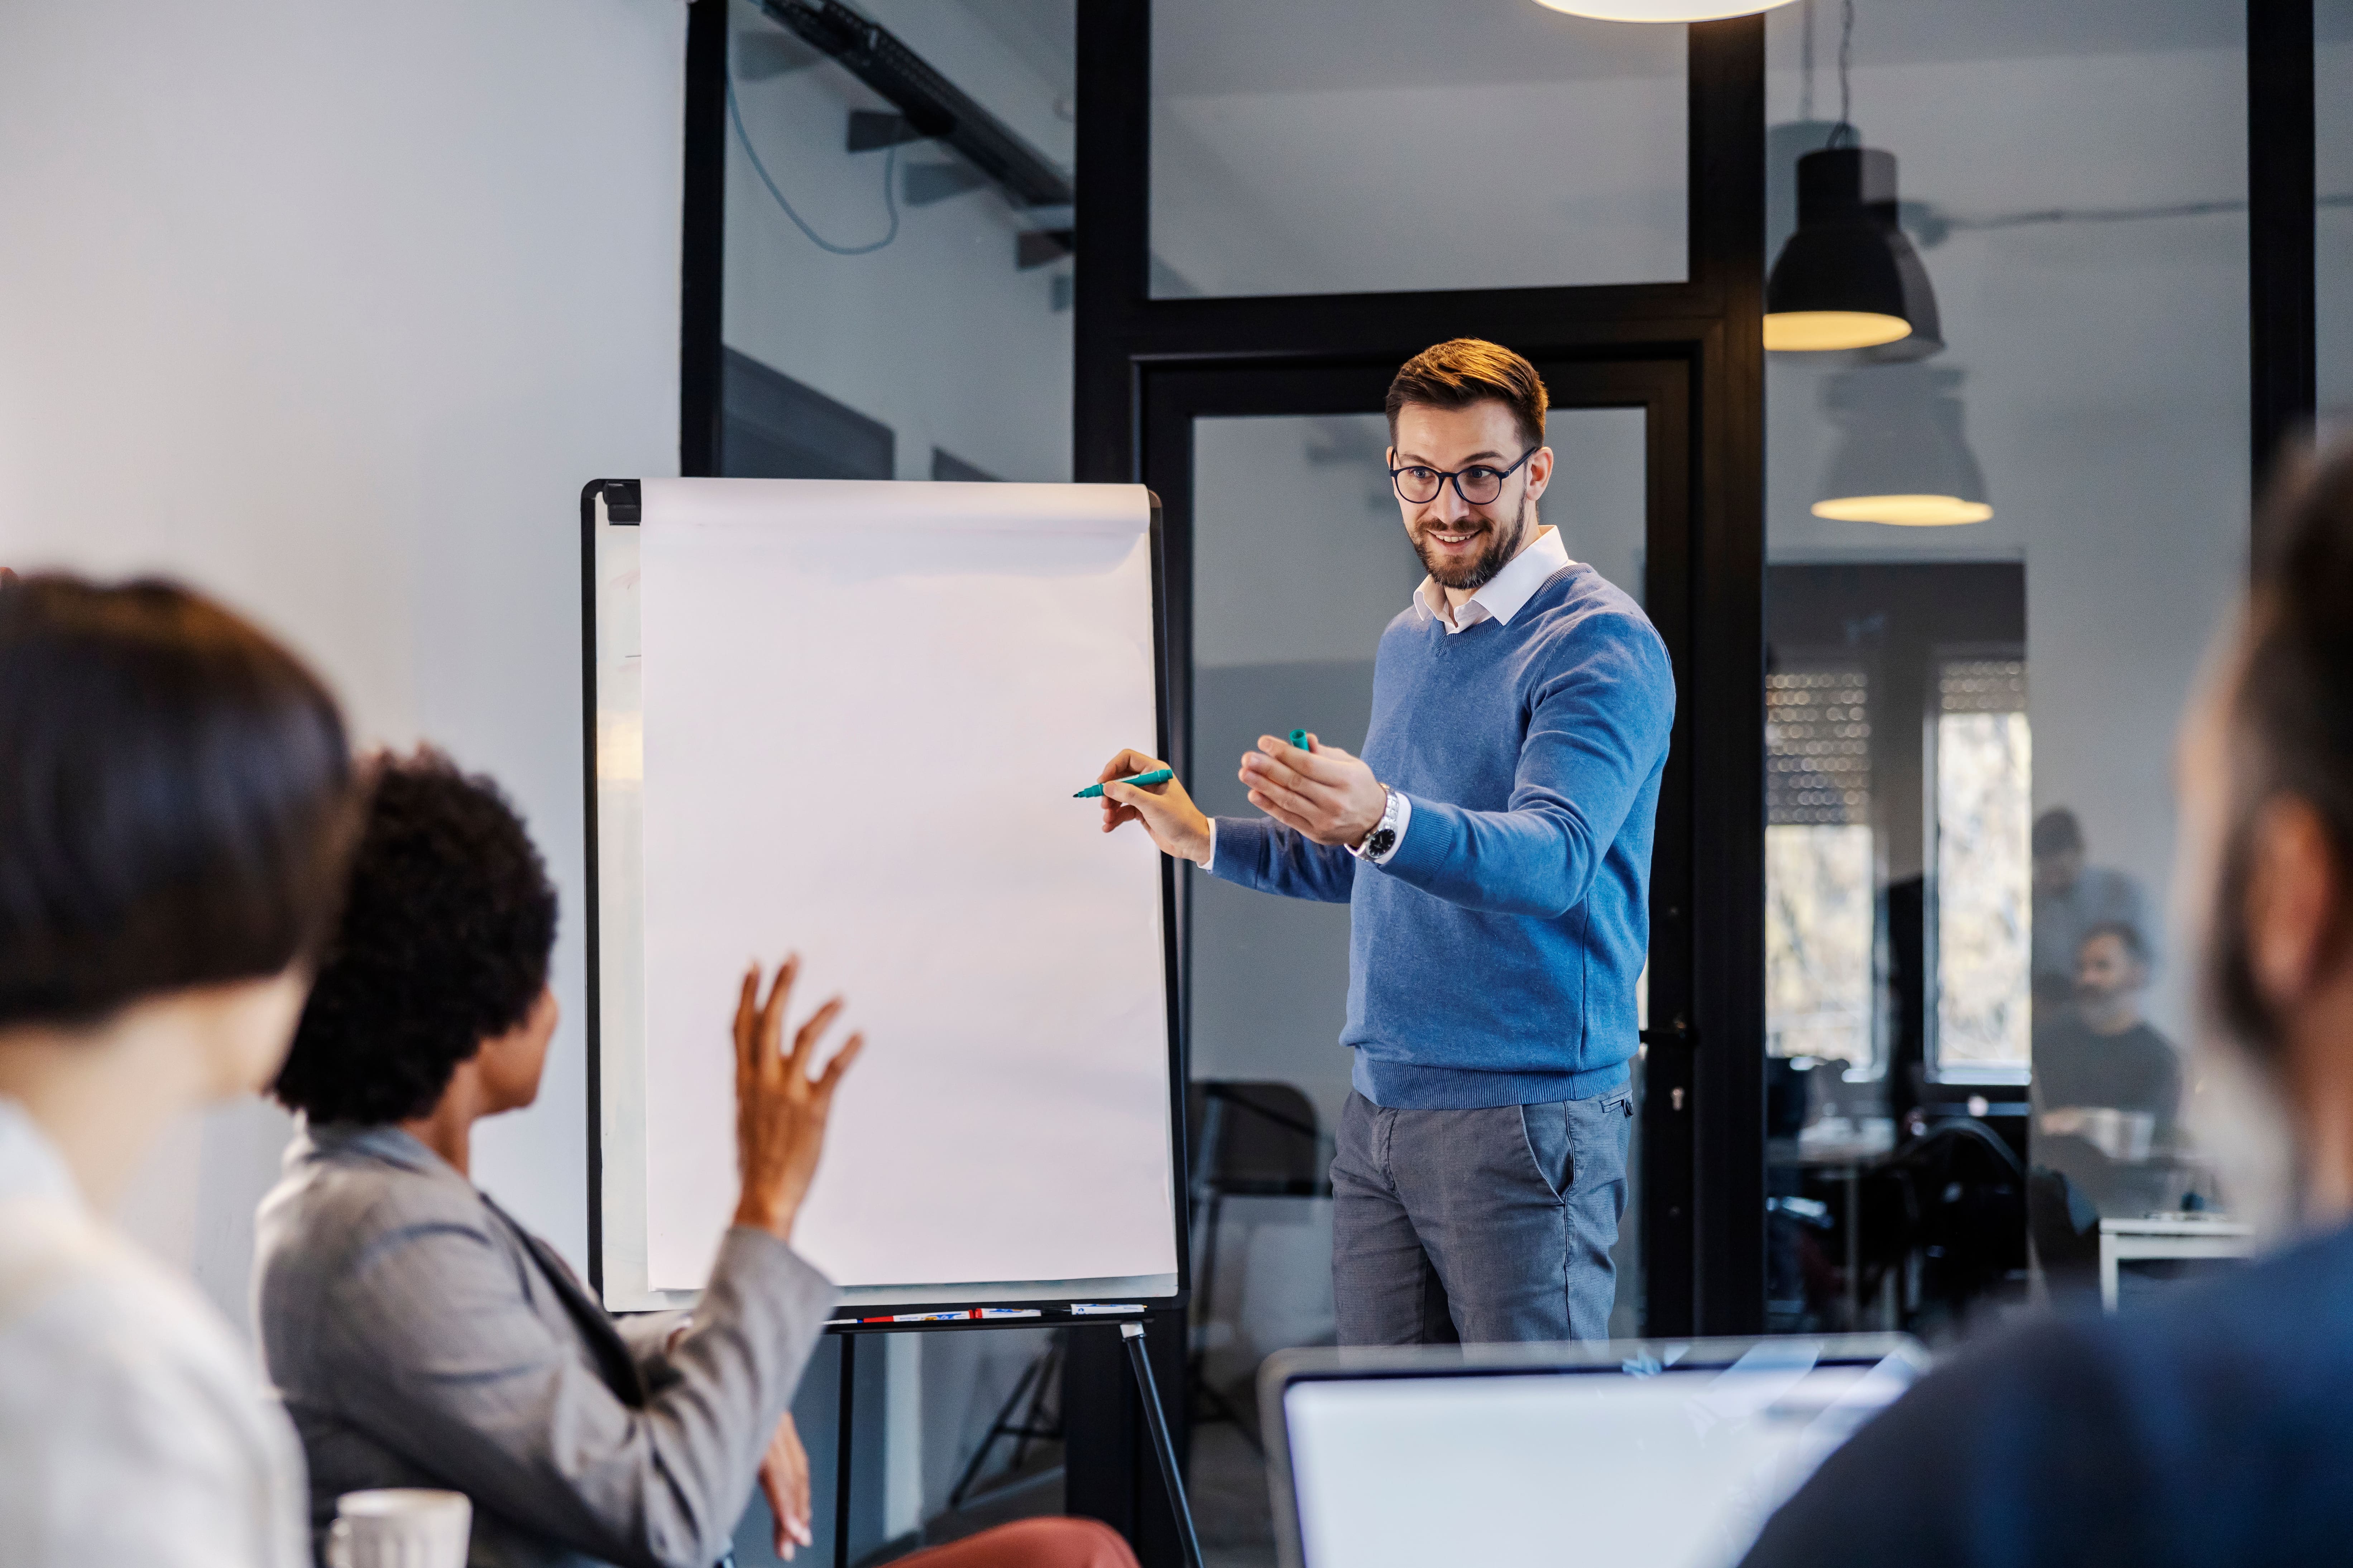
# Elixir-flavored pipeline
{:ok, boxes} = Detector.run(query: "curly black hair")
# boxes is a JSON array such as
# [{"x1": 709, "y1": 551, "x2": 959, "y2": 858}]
[{"x1": 273, "y1": 749, "x2": 556, "y2": 1125}]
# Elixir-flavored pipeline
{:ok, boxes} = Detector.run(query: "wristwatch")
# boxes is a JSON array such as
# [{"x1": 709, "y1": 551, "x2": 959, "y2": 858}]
[{"x1": 1349, "y1": 786, "x2": 1404, "y2": 861}]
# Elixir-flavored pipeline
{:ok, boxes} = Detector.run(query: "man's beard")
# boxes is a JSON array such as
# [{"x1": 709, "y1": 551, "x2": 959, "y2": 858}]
[{"x1": 1412, "y1": 495, "x2": 1529, "y2": 593}]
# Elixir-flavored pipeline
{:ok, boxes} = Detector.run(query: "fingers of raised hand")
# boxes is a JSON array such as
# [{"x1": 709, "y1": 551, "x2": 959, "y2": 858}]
[
  {"x1": 815, "y1": 1033, "x2": 864, "y2": 1098},
  {"x1": 756, "y1": 955, "x2": 800, "y2": 1062},
  {"x1": 789, "y1": 996, "x2": 845, "y2": 1077},
  {"x1": 735, "y1": 967, "x2": 761, "y2": 1073}
]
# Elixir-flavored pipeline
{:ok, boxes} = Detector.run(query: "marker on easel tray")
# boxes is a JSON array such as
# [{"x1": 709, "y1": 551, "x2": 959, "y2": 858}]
[
  {"x1": 1069, "y1": 1302, "x2": 1148, "y2": 1315},
  {"x1": 831, "y1": 1308, "x2": 1045, "y2": 1324}
]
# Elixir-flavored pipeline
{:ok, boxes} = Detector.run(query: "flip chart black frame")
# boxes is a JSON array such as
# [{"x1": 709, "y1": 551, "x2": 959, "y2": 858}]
[{"x1": 577, "y1": 477, "x2": 1192, "y2": 1321}]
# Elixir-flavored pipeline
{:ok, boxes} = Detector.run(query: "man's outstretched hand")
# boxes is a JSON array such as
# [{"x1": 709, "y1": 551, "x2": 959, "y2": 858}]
[
  {"x1": 1097, "y1": 749, "x2": 1213, "y2": 865},
  {"x1": 1239, "y1": 733, "x2": 1388, "y2": 848}
]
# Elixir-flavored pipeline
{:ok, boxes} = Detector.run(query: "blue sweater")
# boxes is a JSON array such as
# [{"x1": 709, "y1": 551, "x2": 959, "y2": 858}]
[
  {"x1": 1743, "y1": 1221, "x2": 2353, "y2": 1568},
  {"x1": 1206, "y1": 563, "x2": 1674, "y2": 1108}
]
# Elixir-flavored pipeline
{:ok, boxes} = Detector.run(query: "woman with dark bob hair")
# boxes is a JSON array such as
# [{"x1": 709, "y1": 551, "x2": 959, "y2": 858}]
[
  {"x1": 258, "y1": 751, "x2": 1135, "y2": 1568},
  {"x1": 0, "y1": 574, "x2": 355, "y2": 1565}
]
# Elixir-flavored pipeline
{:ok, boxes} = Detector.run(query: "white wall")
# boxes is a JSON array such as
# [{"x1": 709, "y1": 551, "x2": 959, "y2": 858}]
[{"x1": 0, "y1": 0, "x2": 687, "y2": 1320}]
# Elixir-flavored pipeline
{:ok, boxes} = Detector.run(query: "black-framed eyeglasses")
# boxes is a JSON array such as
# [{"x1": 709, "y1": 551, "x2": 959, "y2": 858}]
[{"x1": 1388, "y1": 445, "x2": 1540, "y2": 506}]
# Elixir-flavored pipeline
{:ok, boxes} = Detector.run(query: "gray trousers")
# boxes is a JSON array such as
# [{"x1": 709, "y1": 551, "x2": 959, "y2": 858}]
[{"x1": 1330, "y1": 1084, "x2": 1635, "y2": 1345}]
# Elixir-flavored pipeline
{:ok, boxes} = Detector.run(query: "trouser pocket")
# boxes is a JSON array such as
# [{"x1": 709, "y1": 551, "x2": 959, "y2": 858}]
[{"x1": 1519, "y1": 1101, "x2": 1572, "y2": 1202}]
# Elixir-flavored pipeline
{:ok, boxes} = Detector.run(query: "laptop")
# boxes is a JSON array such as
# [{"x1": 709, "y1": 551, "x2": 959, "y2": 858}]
[{"x1": 1260, "y1": 1335, "x2": 1928, "y2": 1568}]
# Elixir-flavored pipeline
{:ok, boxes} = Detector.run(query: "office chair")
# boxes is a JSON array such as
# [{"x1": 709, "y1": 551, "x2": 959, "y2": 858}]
[{"x1": 1185, "y1": 1081, "x2": 1328, "y2": 1451}]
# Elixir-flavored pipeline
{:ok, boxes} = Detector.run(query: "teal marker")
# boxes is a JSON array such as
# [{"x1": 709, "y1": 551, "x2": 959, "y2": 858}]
[
  {"x1": 1073, "y1": 768, "x2": 1175, "y2": 799},
  {"x1": 1287, "y1": 728, "x2": 1310, "y2": 750}
]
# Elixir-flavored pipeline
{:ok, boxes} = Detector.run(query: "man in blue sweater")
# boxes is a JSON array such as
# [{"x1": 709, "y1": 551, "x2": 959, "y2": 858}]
[{"x1": 1096, "y1": 339, "x2": 1675, "y2": 1345}]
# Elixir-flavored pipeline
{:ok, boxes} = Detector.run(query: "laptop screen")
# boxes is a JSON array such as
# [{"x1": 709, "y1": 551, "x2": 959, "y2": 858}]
[{"x1": 1275, "y1": 1339, "x2": 1922, "y2": 1568}]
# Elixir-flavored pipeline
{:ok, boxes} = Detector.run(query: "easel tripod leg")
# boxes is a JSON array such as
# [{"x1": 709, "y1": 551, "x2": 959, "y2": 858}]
[
  {"x1": 836, "y1": 1334, "x2": 857, "y2": 1568},
  {"x1": 1120, "y1": 1322, "x2": 1205, "y2": 1568}
]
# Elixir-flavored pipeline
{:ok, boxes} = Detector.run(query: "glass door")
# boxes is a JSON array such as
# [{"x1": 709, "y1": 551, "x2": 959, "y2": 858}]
[{"x1": 1140, "y1": 354, "x2": 1693, "y2": 1558}]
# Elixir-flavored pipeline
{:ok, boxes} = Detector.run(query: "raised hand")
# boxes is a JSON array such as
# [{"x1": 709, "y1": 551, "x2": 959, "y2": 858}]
[{"x1": 730, "y1": 954, "x2": 862, "y2": 1244}]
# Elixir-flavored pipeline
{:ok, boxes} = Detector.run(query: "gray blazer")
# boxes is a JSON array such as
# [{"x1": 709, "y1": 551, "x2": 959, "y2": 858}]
[{"x1": 254, "y1": 1123, "x2": 835, "y2": 1568}]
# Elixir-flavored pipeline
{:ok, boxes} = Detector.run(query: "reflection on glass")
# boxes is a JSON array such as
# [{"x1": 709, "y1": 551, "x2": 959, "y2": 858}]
[
  {"x1": 1149, "y1": 0, "x2": 1686, "y2": 298},
  {"x1": 721, "y1": 0, "x2": 1074, "y2": 484},
  {"x1": 1766, "y1": 667, "x2": 1875, "y2": 1068},
  {"x1": 1762, "y1": 0, "x2": 2247, "y2": 1337},
  {"x1": 2323, "y1": 1, "x2": 2353, "y2": 419},
  {"x1": 1933, "y1": 661, "x2": 2031, "y2": 1074}
]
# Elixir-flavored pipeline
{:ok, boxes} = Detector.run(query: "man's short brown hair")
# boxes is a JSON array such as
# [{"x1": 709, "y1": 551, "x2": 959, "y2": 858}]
[
  {"x1": 1385, "y1": 339, "x2": 1548, "y2": 454},
  {"x1": 2212, "y1": 436, "x2": 2353, "y2": 1057}
]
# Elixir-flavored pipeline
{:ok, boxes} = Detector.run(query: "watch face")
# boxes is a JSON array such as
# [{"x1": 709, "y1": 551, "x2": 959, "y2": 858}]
[{"x1": 1365, "y1": 828, "x2": 1397, "y2": 858}]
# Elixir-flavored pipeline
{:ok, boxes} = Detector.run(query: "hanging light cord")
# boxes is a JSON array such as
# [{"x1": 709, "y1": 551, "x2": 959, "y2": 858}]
[
  {"x1": 1798, "y1": 0, "x2": 1814, "y2": 122},
  {"x1": 1824, "y1": 0, "x2": 1857, "y2": 150},
  {"x1": 726, "y1": 47, "x2": 900, "y2": 257}
]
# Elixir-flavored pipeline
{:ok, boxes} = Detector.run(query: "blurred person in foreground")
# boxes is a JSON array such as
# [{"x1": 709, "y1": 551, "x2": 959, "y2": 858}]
[
  {"x1": 0, "y1": 576, "x2": 355, "y2": 1565},
  {"x1": 1742, "y1": 439, "x2": 2353, "y2": 1567},
  {"x1": 257, "y1": 752, "x2": 1135, "y2": 1568}
]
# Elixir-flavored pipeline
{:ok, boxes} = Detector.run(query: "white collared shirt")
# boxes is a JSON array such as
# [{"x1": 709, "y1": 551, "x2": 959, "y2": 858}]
[
  {"x1": 0, "y1": 1098, "x2": 310, "y2": 1566},
  {"x1": 1410, "y1": 523, "x2": 1575, "y2": 634},
  {"x1": 1204, "y1": 526, "x2": 1574, "y2": 873}
]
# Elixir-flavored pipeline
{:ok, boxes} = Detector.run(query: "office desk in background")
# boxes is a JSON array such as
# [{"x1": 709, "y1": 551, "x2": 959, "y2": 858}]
[{"x1": 2098, "y1": 1215, "x2": 2255, "y2": 1311}]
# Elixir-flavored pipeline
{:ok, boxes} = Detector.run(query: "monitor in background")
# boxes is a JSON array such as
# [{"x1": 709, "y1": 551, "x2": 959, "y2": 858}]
[{"x1": 1262, "y1": 1336, "x2": 1926, "y2": 1568}]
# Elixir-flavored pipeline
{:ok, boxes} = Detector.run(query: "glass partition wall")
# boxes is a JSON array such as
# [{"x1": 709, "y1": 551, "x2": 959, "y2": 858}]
[
  {"x1": 1762, "y1": 0, "x2": 2251, "y2": 1338},
  {"x1": 703, "y1": 3, "x2": 1081, "y2": 1561},
  {"x1": 2324, "y1": 0, "x2": 2353, "y2": 422},
  {"x1": 719, "y1": 0, "x2": 1075, "y2": 484},
  {"x1": 1149, "y1": 0, "x2": 1687, "y2": 297},
  {"x1": 676, "y1": 0, "x2": 2327, "y2": 1559}
]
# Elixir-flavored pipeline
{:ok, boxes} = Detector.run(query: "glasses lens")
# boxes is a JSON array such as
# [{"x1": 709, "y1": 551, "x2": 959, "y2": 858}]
[
  {"x1": 1393, "y1": 467, "x2": 1443, "y2": 504},
  {"x1": 1458, "y1": 468, "x2": 1505, "y2": 505}
]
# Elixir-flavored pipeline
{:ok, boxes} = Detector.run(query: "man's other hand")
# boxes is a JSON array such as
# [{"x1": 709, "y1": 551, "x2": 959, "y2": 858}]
[
  {"x1": 1098, "y1": 748, "x2": 1213, "y2": 866},
  {"x1": 1240, "y1": 734, "x2": 1388, "y2": 848}
]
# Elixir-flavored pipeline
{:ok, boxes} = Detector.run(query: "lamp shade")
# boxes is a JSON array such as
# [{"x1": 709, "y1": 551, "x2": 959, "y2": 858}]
[
  {"x1": 1811, "y1": 366, "x2": 1991, "y2": 526},
  {"x1": 1533, "y1": 0, "x2": 1800, "y2": 18},
  {"x1": 1766, "y1": 147, "x2": 1942, "y2": 354}
]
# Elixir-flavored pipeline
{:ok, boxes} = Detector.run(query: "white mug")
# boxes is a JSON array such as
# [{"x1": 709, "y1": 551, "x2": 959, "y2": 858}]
[{"x1": 326, "y1": 1489, "x2": 473, "y2": 1568}]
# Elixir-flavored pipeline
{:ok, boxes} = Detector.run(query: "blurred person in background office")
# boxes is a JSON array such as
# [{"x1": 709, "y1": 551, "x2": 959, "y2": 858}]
[
  {"x1": 0, "y1": 576, "x2": 356, "y2": 1566},
  {"x1": 2032, "y1": 920, "x2": 2183, "y2": 1217},
  {"x1": 2030, "y1": 808, "x2": 2156, "y2": 1013},
  {"x1": 1741, "y1": 438, "x2": 2353, "y2": 1568},
  {"x1": 257, "y1": 752, "x2": 1136, "y2": 1568}
]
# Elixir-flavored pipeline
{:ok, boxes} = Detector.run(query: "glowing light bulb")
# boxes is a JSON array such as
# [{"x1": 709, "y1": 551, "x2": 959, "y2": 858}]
[
  {"x1": 1810, "y1": 494, "x2": 1995, "y2": 527},
  {"x1": 1533, "y1": 0, "x2": 1802, "y2": 18},
  {"x1": 1762, "y1": 311, "x2": 1913, "y2": 352}
]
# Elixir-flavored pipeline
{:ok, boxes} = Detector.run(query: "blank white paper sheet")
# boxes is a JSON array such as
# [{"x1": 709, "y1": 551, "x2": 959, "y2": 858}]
[{"x1": 632, "y1": 479, "x2": 1176, "y2": 1294}]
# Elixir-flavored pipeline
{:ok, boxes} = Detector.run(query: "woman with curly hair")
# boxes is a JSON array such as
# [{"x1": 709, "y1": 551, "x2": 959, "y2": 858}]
[{"x1": 257, "y1": 751, "x2": 1134, "y2": 1568}]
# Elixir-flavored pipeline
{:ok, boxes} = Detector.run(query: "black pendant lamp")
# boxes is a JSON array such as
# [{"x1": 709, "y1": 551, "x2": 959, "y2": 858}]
[{"x1": 1765, "y1": 145, "x2": 1943, "y2": 354}]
